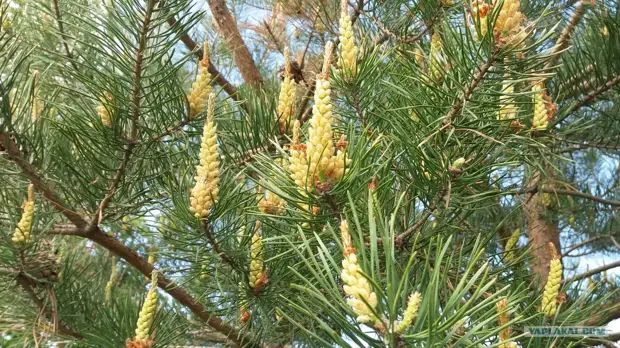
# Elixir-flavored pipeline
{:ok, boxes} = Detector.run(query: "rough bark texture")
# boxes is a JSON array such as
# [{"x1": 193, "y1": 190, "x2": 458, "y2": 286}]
[
  {"x1": 525, "y1": 171, "x2": 561, "y2": 284},
  {"x1": 208, "y1": 0, "x2": 263, "y2": 87}
]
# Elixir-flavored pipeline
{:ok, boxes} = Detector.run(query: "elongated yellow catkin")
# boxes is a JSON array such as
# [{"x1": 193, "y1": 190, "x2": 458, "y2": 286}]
[
  {"x1": 499, "y1": 76, "x2": 516, "y2": 121},
  {"x1": 105, "y1": 257, "x2": 118, "y2": 306},
  {"x1": 277, "y1": 51, "x2": 297, "y2": 132},
  {"x1": 190, "y1": 93, "x2": 220, "y2": 219},
  {"x1": 338, "y1": 0, "x2": 357, "y2": 77},
  {"x1": 504, "y1": 228, "x2": 521, "y2": 263},
  {"x1": 249, "y1": 221, "x2": 266, "y2": 289},
  {"x1": 532, "y1": 83, "x2": 548, "y2": 130},
  {"x1": 97, "y1": 93, "x2": 113, "y2": 128},
  {"x1": 340, "y1": 220, "x2": 378, "y2": 324},
  {"x1": 496, "y1": 297, "x2": 516, "y2": 348},
  {"x1": 306, "y1": 42, "x2": 336, "y2": 189},
  {"x1": 188, "y1": 42, "x2": 213, "y2": 119},
  {"x1": 12, "y1": 184, "x2": 34, "y2": 244},
  {"x1": 429, "y1": 34, "x2": 444, "y2": 81},
  {"x1": 135, "y1": 271, "x2": 158, "y2": 341},
  {"x1": 395, "y1": 292, "x2": 422, "y2": 333},
  {"x1": 258, "y1": 190, "x2": 286, "y2": 215},
  {"x1": 541, "y1": 243, "x2": 562, "y2": 317}
]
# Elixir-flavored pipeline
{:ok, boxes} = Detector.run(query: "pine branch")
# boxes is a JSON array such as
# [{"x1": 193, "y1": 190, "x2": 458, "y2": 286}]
[
  {"x1": 165, "y1": 14, "x2": 239, "y2": 99},
  {"x1": 562, "y1": 259, "x2": 620, "y2": 285},
  {"x1": 561, "y1": 74, "x2": 620, "y2": 117},
  {"x1": 208, "y1": 0, "x2": 263, "y2": 87},
  {"x1": 442, "y1": 52, "x2": 496, "y2": 127},
  {"x1": 52, "y1": 0, "x2": 78, "y2": 71},
  {"x1": 202, "y1": 221, "x2": 236, "y2": 267},
  {"x1": 562, "y1": 235, "x2": 620, "y2": 257},
  {"x1": 1, "y1": 130, "x2": 260, "y2": 348},
  {"x1": 535, "y1": 187, "x2": 620, "y2": 207},
  {"x1": 543, "y1": 0, "x2": 593, "y2": 71},
  {"x1": 393, "y1": 189, "x2": 446, "y2": 248}
]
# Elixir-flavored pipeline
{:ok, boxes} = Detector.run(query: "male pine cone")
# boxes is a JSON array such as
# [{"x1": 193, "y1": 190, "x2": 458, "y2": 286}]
[
  {"x1": 276, "y1": 50, "x2": 296, "y2": 132},
  {"x1": 131, "y1": 271, "x2": 158, "y2": 345},
  {"x1": 541, "y1": 243, "x2": 562, "y2": 317},
  {"x1": 190, "y1": 93, "x2": 220, "y2": 219},
  {"x1": 338, "y1": 0, "x2": 357, "y2": 77},
  {"x1": 12, "y1": 184, "x2": 34, "y2": 244}
]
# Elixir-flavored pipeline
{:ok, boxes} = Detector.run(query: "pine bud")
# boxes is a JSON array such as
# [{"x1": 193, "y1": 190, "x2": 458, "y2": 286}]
[
  {"x1": 541, "y1": 243, "x2": 562, "y2": 317},
  {"x1": 395, "y1": 292, "x2": 422, "y2": 333},
  {"x1": 504, "y1": 228, "x2": 521, "y2": 263},
  {"x1": 277, "y1": 50, "x2": 297, "y2": 132},
  {"x1": 147, "y1": 246, "x2": 156, "y2": 266},
  {"x1": 340, "y1": 219, "x2": 378, "y2": 324},
  {"x1": 189, "y1": 93, "x2": 220, "y2": 219},
  {"x1": 97, "y1": 92, "x2": 113, "y2": 128},
  {"x1": 249, "y1": 221, "x2": 267, "y2": 291},
  {"x1": 134, "y1": 271, "x2": 158, "y2": 342},
  {"x1": 12, "y1": 184, "x2": 35, "y2": 244},
  {"x1": 338, "y1": 0, "x2": 357, "y2": 77},
  {"x1": 188, "y1": 42, "x2": 213, "y2": 119}
]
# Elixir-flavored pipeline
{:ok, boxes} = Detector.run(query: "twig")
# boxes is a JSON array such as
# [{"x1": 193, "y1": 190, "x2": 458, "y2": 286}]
[
  {"x1": 165, "y1": 15, "x2": 238, "y2": 99},
  {"x1": 539, "y1": 187, "x2": 620, "y2": 208},
  {"x1": 394, "y1": 190, "x2": 446, "y2": 248},
  {"x1": 208, "y1": 0, "x2": 263, "y2": 87},
  {"x1": 442, "y1": 52, "x2": 496, "y2": 127},
  {"x1": 202, "y1": 221, "x2": 235, "y2": 267},
  {"x1": 559, "y1": 75, "x2": 620, "y2": 120},
  {"x1": 544, "y1": 0, "x2": 593, "y2": 71},
  {"x1": 562, "y1": 235, "x2": 619, "y2": 257},
  {"x1": 562, "y1": 259, "x2": 620, "y2": 285},
  {"x1": 51, "y1": 0, "x2": 78, "y2": 71}
]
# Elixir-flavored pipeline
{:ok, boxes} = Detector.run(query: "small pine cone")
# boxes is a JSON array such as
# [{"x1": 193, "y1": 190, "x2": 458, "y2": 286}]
[
  {"x1": 126, "y1": 338, "x2": 154, "y2": 348},
  {"x1": 471, "y1": 0, "x2": 490, "y2": 39},
  {"x1": 429, "y1": 34, "x2": 444, "y2": 81},
  {"x1": 499, "y1": 77, "x2": 516, "y2": 121},
  {"x1": 503, "y1": 228, "x2": 521, "y2": 263},
  {"x1": 258, "y1": 191, "x2": 286, "y2": 215}
]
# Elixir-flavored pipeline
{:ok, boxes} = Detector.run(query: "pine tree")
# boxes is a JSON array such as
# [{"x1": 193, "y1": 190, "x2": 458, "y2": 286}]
[{"x1": 1, "y1": 0, "x2": 619, "y2": 346}]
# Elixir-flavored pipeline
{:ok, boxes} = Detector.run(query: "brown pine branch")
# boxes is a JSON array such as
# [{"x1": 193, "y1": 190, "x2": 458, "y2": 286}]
[
  {"x1": 208, "y1": 0, "x2": 263, "y2": 87},
  {"x1": 442, "y1": 52, "x2": 496, "y2": 127},
  {"x1": 202, "y1": 221, "x2": 236, "y2": 267},
  {"x1": 533, "y1": 187, "x2": 620, "y2": 208},
  {"x1": 543, "y1": 0, "x2": 593, "y2": 71},
  {"x1": 562, "y1": 235, "x2": 620, "y2": 257},
  {"x1": 165, "y1": 14, "x2": 238, "y2": 99},
  {"x1": 562, "y1": 259, "x2": 620, "y2": 285},
  {"x1": 562, "y1": 74, "x2": 620, "y2": 117},
  {"x1": 393, "y1": 190, "x2": 446, "y2": 248},
  {"x1": 51, "y1": 0, "x2": 78, "y2": 71},
  {"x1": 1, "y1": 130, "x2": 259, "y2": 348}
]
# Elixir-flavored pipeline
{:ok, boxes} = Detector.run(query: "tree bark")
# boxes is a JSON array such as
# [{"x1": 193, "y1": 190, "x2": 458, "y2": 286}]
[
  {"x1": 208, "y1": 0, "x2": 263, "y2": 87},
  {"x1": 525, "y1": 171, "x2": 561, "y2": 284}
]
